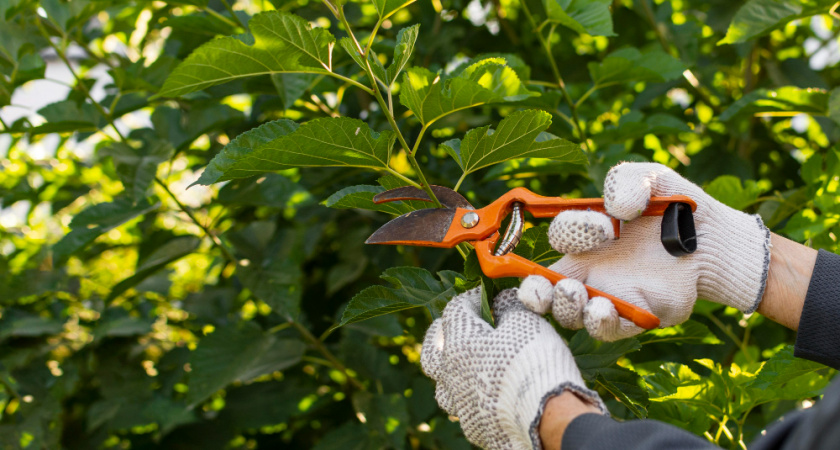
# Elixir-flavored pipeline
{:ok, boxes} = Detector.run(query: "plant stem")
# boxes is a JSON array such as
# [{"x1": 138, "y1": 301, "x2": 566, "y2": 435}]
[
  {"x1": 387, "y1": 168, "x2": 422, "y2": 187},
  {"x1": 336, "y1": 5, "x2": 442, "y2": 207},
  {"x1": 154, "y1": 177, "x2": 239, "y2": 263},
  {"x1": 519, "y1": 3, "x2": 590, "y2": 150},
  {"x1": 364, "y1": 19, "x2": 383, "y2": 56},
  {"x1": 453, "y1": 172, "x2": 468, "y2": 192},
  {"x1": 219, "y1": 0, "x2": 245, "y2": 28},
  {"x1": 330, "y1": 72, "x2": 375, "y2": 95},
  {"x1": 205, "y1": 6, "x2": 242, "y2": 30},
  {"x1": 290, "y1": 321, "x2": 366, "y2": 390},
  {"x1": 575, "y1": 85, "x2": 597, "y2": 108}
]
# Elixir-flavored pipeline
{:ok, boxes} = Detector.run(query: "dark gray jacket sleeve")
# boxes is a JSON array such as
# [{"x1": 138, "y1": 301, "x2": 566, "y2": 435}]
[
  {"x1": 562, "y1": 249, "x2": 840, "y2": 450},
  {"x1": 794, "y1": 249, "x2": 840, "y2": 368}
]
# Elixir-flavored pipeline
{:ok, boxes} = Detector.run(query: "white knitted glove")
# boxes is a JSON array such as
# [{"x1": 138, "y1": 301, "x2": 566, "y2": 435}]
[
  {"x1": 519, "y1": 162, "x2": 771, "y2": 341},
  {"x1": 421, "y1": 288, "x2": 607, "y2": 449}
]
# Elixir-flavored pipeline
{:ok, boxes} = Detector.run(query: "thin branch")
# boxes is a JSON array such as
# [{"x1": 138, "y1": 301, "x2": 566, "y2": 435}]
[
  {"x1": 291, "y1": 321, "x2": 366, "y2": 391},
  {"x1": 204, "y1": 5, "x2": 242, "y2": 30},
  {"x1": 154, "y1": 177, "x2": 238, "y2": 264},
  {"x1": 219, "y1": 0, "x2": 246, "y2": 28},
  {"x1": 519, "y1": 3, "x2": 590, "y2": 150},
  {"x1": 335, "y1": 5, "x2": 443, "y2": 207}
]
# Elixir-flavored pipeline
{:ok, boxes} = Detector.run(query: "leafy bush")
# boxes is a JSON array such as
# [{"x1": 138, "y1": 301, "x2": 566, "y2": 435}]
[{"x1": 1, "y1": 0, "x2": 839, "y2": 448}]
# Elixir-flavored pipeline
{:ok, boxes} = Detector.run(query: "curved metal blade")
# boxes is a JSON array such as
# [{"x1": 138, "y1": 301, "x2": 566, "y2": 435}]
[
  {"x1": 365, "y1": 208, "x2": 457, "y2": 245},
  {"x1": 372, "y1": 185, "x2": 473, "y2": 209}
]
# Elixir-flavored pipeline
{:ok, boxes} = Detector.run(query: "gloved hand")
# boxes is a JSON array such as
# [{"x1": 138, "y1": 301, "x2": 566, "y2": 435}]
[
  {"x1": 518, "y1": 162, "x2": 771, "y2": 341},
  {"x1": 421, "y1": 287, "x2": 607, "y2": 449}
]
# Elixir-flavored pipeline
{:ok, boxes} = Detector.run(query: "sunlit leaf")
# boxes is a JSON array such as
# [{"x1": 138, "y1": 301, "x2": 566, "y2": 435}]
[
  {"x1": 400, "y1": 58, "x2": 538, "y2": 126},
  {"x1": 705, "y1": 175, "x2": 768, "y2": 211},
  {"x1": 160, "y1": 11, "x2": 334, "y2": 97},
  {"x1": 441, "y1": 110, "x2": 585, "y2": 176},
  {"x1": 719, "y1": 86, "x2": 828, "y2": 121},
  {"x1": 719, "y1": 0, "x2": 837, "y2": 45},
  {"x1": 107, "y1": 236, "x2": 201, "y2": 301},
  {"x1": 195, "y1": 117, "x2": 395, "y2": 185},
  {"x1": 588, "y1": 48, "x2": 685, "y2": 87},
  {"x1": 544, "y1": 0, "x2": 615, "y2": 37},
  {"x1": 387, "y1": 24, "x2": 419, "y2": 84}
]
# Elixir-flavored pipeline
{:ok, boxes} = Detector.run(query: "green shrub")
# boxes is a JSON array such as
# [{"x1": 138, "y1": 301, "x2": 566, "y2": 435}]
[{"x1": 0, "y1": 0, "x2": 838, "y2": 448}]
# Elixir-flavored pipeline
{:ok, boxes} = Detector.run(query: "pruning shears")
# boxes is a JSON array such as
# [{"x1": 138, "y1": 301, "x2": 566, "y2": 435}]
[{"x1": 365, "y1": 185, "x2": 698, "y2": 330}]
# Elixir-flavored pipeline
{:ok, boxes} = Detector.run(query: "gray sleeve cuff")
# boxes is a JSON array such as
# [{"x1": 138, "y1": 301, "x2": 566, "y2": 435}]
[
  {"x1": 794, "y1": 249, "x2": 840, "y2": 370},
  {"x1": 562, "y1": 414, "x2": 718, "y2": 450}
]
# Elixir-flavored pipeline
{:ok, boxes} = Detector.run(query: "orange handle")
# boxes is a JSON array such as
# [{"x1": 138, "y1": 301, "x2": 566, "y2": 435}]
[
  {"x1": 473, "y1": 239, "x2": 661, "y2": 330},
  {"x1": 441, "y1": 188, "x2": 697, "y2": 248}
]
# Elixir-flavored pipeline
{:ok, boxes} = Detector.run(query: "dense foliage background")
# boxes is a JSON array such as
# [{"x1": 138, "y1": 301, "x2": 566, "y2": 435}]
[{"x1": 2, "y1": 0, "x2": 840, "y2": 448}]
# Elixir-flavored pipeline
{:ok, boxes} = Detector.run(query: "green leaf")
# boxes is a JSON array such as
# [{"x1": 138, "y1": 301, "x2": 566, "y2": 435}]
[
  {"x1": 705, "y1": 175, "x2": 768, "y2": 211},
  {"x1": 107, "y1": 236, "x2": 201, "y2": 301},
  {"x1": 30, "y1": 100, "x2": 102, "y2": 135},
  {"x1": 372, "y1": 0, "x2": 417, "y2": 22},
  {"x1": 151, "y1": 104, "x2": 244, "y2": 151},
  {"x1": 593, "y1": 367, "x2": 649, "y2": 418},
  {"x1": 748, "y1": 346, "x2": 831, "y2": 401},
  {"x1": 781, "y1": 208, "x2": 839, "y2": 241},
  {"x1": 160, "y1": 11, "x2": 334, "y2": 97},
  {"x1": 400, "y1": 58, "x2": 538, "y2": 126},
  {"x1": 352, "y1": 392, "x2": 410, "y2": 448},
  {"x1": 238, "y1": 257, "x2": 304, "y2": 320},
  {"x1": 719, "y1": 87, "x2": 829, "y2": 121},
  {"x1": 92, "y1": 308, "x2": 154, "y2": 340},
  {"x1": 440, "y1": 110, "x2": 584, "y2": 176},
  {"x1": 193, "y1": 119, "x2": 298, "y2": 186},
  {"x1": 0, "y1": 310, "x2": 63, "y2": 343},
  {"x1": 719, "y1": 0, "x2": 837, "y2": 45},
  {"x1": 218, "y1": 173, "x2": 306, "y2": 208},
  {"x1": 544, "y1": 0, "x2": 616, "y2": 37},
  {"x1": 196, "y1": 117, "x2": 395, "y2": 185},
  {"x1": 325, "y1": 185, "x2": 412, "y2": 215},
  {"x1": 513, "y1": 223, "x2": 561, "y2": 266},
  {"x1": 100, "y1": 130, "x2": 174, "y2": 201},
  {"x1": 53, "y1": 198, "x2": 159, "y2": 262},
  {"x1": 187, "y1": 321, "x2": 305, "y2": 406},
  {"x1": 272, "y1": 73, "x2": 317, "y2": 109},
  {"x1": 588, "y1": 48, "x2": 686, "y2": 87},
  {"x1": 637, "y1": 320, "x2": 722, "y2": 346},
  {"x1": 339, "y1": 267, "x2": 466, "y2": 326},
  {"x1": 387, "y1": 24, "x2": 419, "y2": 84},
  {"x1": 569, "y1": 329, "x2": 641, "y2": 373}
]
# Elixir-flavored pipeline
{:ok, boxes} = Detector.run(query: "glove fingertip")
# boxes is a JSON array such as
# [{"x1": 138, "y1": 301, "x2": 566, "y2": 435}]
[
  {"x1": 552, "y1": 278, "x2": 588, "y2": 329},
  {"x1": 518, "y1": 275, "x2": 554, "y2": 314},
  {"x1": 548, "y1": 210, "x2": 615, "y2": 254},
  {"x1": 583, "y1": 296, "x2": 621, "y2": 341}
]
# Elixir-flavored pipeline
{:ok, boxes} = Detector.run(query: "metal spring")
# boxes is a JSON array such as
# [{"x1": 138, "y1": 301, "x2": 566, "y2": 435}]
[{"x1": 494, "y1": 202, "x2": 524, "y2": 256}]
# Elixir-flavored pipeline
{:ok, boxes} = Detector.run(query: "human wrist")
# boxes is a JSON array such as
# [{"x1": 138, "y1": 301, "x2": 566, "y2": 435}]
[
  {"x1": 538, "y1": 391, "x2": 602, "y2": 450},
  {"x1": 757, "y1": 233, "x2": 817, "y2": 330}
]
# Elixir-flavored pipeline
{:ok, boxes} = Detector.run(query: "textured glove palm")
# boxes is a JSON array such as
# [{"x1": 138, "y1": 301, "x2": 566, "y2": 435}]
[
  {"x1": 421, "y1": 288, "x2": 606, "y2": 449},
  {"x1": 519, "y1": 163, "x2": 771, "y2": 341}
]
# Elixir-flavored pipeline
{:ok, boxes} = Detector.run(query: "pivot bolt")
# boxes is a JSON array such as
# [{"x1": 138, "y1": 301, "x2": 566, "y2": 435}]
[{"x1": 461, "y1": 212, "x2": 480, "y2": 228}]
